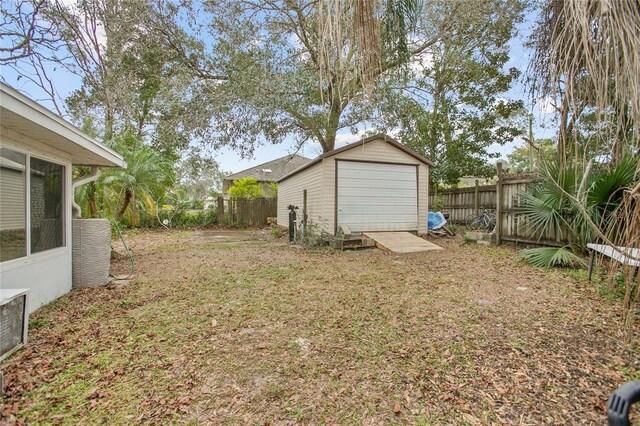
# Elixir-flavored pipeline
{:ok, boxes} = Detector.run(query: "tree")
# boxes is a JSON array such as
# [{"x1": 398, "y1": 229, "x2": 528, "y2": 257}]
[
  {"x1": 528, "y1": 0, "x2": 640, "y2": 164},
  {"x1": 176, "y1": 152, "x2": 226, "y2": 201},
  {"x1": 3, "y1": 0, "x2": 225, "y2": 222},
  {"x1": 507, "y1": 138, "x2": 556, "y2": 174},
  {"x1": 198, "y1": 0, "x2": 518, "y2": 155},
  {"x1": 3, "y1": 0, "x2": 218, "y2": 154},
  {"x1": 527, "y1": 0, "x2": 640, "y2": 338},
  {"x1": 381, "y1": 0, "x2": 525, "y2": 186},
  {"x1": 227, "y1": 177, "x2": 264, "y2": 199},
  {"x1": 99, "y1": 132, "x2": 175, "y2": 226}
]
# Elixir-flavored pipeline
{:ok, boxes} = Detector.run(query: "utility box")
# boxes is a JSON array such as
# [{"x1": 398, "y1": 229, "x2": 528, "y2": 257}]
[{"x1": 0, "y1": 288, "x2": 29, "y2": 361}]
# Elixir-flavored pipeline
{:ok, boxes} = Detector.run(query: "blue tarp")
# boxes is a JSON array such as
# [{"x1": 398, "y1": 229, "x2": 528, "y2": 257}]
[{"x1": 427, "y1": 211, "x2": 447, "y2": 230}]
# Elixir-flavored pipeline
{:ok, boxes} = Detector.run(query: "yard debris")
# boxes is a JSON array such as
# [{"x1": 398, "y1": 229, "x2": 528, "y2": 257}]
[
  {"x1": 0, "y1": 228, "x2": 636, "y2": 424},
  {"x1": 295, "y1": 337, "x2": 310, "y2": 352}
]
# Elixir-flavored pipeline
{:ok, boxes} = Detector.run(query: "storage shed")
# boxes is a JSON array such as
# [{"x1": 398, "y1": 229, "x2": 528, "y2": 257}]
[
  {"x1": 277, "y1": 134, "x2": 434, "y2": 235},
  {"x1": 0, "y1": 83, "x2": 124, "y2": 313}
]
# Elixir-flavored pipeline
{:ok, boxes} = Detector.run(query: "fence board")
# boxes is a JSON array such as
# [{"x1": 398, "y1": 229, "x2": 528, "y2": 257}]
[
  {"x1": 430, "y1": 171, "x2": 569, "y2": 246},
  {"x1": 216, "y1": 197, "x2": 277, "y2": 226}
]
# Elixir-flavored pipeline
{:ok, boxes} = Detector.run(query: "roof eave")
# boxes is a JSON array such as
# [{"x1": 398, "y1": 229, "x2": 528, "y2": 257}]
[
  {"x1": 278, "y1": 134, "x2": 435, "y2": 182},
  {"x1": 1, "y1": 83, "x2": 125, "y2": 168}
]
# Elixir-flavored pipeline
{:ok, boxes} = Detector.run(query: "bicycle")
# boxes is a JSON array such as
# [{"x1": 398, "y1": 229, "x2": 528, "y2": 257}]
[{"x1": 465, "y1": 209, "x2": 496, "y2": 233}]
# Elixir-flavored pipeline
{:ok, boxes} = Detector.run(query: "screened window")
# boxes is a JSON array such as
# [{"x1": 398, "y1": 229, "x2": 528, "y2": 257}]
[
  {"x1": 0, "y1": 148, "x2": 26, "y2": 262},
  {"x1": 0, "y1": 149, "x2": 65, "y2": 263},
  {"x1": 30, "y1": 157, "x2": 65, "y2": 254}
]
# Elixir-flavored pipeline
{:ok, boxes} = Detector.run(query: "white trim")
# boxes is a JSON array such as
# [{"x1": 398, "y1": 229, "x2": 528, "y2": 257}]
[
  {"x1": 0, "y1": 147, "x2": 68, "y2": 265},
  {"x1": 1, "y1": 127, "x2": 73, "y2": 164},
  {"x1": 1, "y1": 83, "x2": 124, "y2": 167},
  {"x1": 0, "y1": 247, "x2": 68, "y2": 272}
]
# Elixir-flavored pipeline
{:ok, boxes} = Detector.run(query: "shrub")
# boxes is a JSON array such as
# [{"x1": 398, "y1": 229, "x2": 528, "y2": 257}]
[{"x1": 270, "y1": 226, "x2": 284, "y2": 239}]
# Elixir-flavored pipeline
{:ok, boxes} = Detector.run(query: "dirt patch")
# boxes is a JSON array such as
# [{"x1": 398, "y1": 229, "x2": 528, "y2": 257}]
[{"x1": 1, "y1": 229, "x2": 638, "y2": 425}]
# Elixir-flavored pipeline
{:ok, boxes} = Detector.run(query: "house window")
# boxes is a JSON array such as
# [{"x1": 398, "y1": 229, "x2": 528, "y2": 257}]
[
  {"x1": 0, "y1": 148, "x2": 65, "y2": 263},
  {"x1": 30, "y1": 157, "x2": 65, "y2": 253},
  {"x1": 0, "y1": 148, "x2": 26, "y2": 262}
]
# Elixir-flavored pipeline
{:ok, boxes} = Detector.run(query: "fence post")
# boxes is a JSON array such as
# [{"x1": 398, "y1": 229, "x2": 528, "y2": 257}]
[
  {"x1": 495, "y1": 162, "x2": 503, "y2": 245},
  {"x1": 474, "y1": 179, "x2": 479, "y2": 216},
  {"x1": 217, "y1": 197, "x2": 224, "y2": 225}
]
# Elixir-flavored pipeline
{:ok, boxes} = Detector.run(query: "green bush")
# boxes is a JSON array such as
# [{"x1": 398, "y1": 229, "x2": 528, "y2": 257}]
[
  {"x1": 171, "y1": 209, "x2": 217, "y2": 228},
  {"x1": 270, "y1": 226, "x2": 284, "y2": 238}
]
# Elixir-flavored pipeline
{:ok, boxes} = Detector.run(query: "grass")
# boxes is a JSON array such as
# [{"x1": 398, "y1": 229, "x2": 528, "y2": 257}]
[{"x1": 1, "y1": 228, "x2": 638, "y2": 424}]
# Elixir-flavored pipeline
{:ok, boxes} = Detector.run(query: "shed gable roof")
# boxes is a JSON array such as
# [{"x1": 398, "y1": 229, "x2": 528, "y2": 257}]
[
  {"x1": 278, "y1": 134, "x2": 434, "y2": 182},
  {"x1": 225, "y1": 154, "x2": 312, "y2": 183}
]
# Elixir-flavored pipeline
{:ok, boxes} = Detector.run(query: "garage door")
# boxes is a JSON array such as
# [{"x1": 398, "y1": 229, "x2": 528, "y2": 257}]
[{"x1": 337, "y1": 161, "x2": 418, "y2": 233}]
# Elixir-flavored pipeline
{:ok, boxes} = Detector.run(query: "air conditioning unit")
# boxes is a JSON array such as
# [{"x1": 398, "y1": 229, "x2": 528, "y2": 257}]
[{"x1": 0, "y1": 289, "x2": 29, "y2": 362}]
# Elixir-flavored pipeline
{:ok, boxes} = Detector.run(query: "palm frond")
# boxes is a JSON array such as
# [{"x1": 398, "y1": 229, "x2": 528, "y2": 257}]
[
  {"x1": 516, "y1": 189, "x2": 570, "y2": 238},
  {"x1": 519, "y1": 246, "x2": 587, "y2": 268}
]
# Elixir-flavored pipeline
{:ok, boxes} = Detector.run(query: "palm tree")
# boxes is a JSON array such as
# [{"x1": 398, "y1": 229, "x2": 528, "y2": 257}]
[
  {"x1": 99, "y1": 134, "x2": 174, "y2": 226},
  {"x1": 517, "y1": 155, "x2": 638, "y2": 267}
]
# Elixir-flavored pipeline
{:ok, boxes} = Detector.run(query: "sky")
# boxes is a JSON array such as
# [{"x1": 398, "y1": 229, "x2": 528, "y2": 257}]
[
  {"x1": 1, "y1": 5, "x2": 556, "y2": 175},
  {"x1": 213, "y1": 8, "x2": 557, "y2": 174}
]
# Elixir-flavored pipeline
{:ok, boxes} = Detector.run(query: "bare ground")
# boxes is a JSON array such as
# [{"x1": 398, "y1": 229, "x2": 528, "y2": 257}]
[{"x1": 1, "y1": 228, "x2": 638, "y2": 425}]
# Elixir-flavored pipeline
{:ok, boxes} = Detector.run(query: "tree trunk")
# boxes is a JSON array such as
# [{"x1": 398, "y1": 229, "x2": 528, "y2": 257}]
[
  {"x1": 321, "y1": 101, "x2": 344, "y2": 152},
  {"x1": 116, "y1": 189, "x2": 132, "y2": 221},
  {"x1": 88, "y1": 181, "x2": 99, "y2": 218},
  {"x1": 557, "y1": 98, "x2": 569, "y2": 164},
  {"x1": 612, "y1": 104, "x2": 629, "y2": 164}
]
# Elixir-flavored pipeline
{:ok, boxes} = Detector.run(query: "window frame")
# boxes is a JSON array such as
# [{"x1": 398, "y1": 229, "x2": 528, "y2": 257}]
[{"x1": 0, "y1": 145, "x2": 67, "y2": 267}]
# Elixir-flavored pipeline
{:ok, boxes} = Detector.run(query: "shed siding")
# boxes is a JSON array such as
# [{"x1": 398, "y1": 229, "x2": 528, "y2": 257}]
[
  {"x1": 277, "y1": 162, "x2": 326, "y2": 231},
  {"x1": 323, "y1": 139, "x2": 429, "y2": 234}
]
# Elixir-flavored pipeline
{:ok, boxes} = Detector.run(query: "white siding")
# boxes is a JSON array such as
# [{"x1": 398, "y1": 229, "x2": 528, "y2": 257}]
[
  {"x1": 277, "y1": 162, "x2": 328, "y2": 232},
  {"x1": 337, "y1": 161, "x2": 418, "y2": 232},
  {"x1": 278, "y1": 138, "x2": 430, "y2": 235},
  {"x1": 324, "y1": 139, "x2": 429, "y2": 234}
]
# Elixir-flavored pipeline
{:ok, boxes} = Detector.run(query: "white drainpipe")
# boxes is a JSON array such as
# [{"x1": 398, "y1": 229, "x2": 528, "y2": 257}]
[{"x1": 72, "y1": 166, "x2": 100, "y2": 219}]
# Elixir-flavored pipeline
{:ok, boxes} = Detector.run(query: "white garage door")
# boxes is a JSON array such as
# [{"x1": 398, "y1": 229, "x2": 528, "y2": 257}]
[{"x1": 337, "y1": 161, "x2": 418, "y2": 233}]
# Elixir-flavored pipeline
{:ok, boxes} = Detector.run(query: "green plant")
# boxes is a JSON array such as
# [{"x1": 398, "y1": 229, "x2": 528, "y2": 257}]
[
  {"x1": 270, "y1": 226, "x2": 284, "y2": 239},
  {"x1": 228, "y1": 177, "x2": 263, "y2": 198},
  {"x1": 295, "y1": 222, "x2": 339, "y2": 250},
  {"x1": 518, "y1": 246, "x2": 586, "y2": 268},
  {"x1": 516, "y1": 155, "x2": 638, "y2": 267},
  {"x1": 97, "y1": 132, "x2": 175, "y2": 227}
]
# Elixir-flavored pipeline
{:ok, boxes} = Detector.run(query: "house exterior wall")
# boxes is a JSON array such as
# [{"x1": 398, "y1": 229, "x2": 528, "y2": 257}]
[
  {"x1": 276, "y1": 161, "x2": 326, "y2": 231},
  {"x1": 0, "y1": 129, "x2": 73, "y2": 314},
  {"x1": 277, "y1": 138, "x2": 430, "y2": 235},
  {"x1": 323, "y1": 139, "x2": 429, "y2": 234}
]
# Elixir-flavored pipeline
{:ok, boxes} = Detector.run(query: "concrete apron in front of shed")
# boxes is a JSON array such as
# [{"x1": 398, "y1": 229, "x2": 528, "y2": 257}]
[{"x1": 363, "y1": 231, "x2": 443, "y2": 253}]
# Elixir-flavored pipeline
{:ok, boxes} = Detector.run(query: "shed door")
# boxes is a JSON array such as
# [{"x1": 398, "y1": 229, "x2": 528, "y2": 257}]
[{"x1": 337, "y1": 161, "x2": 418, "y2": 233}]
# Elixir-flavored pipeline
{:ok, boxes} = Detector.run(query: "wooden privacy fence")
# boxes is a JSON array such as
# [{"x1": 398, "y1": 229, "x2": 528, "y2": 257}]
[
  {"x1": 216, "y1": 197, "x2": 277, "y2": 226},
  {"x1": 429, "y1": 165, "x2": 569, "y2": 246}
]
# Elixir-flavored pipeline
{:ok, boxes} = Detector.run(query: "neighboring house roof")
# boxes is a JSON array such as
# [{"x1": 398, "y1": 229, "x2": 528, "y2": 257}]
[
  {"x1": 0, "y1": 83, "x2": 125, "y2": 167},
  {"x1": 225, "y1": 154, "x2": 312, "y2": 183},
  {"x1": 278, "y1": 134, "x2": 435, "y2": 182}
]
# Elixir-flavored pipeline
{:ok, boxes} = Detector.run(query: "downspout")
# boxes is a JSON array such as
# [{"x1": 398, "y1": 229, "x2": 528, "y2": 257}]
[{"x1": 72, "y1": 166, "x2": 100, "y2": 219}]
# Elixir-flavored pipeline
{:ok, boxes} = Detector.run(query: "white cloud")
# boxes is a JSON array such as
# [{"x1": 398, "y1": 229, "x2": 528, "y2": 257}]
[
  {"x1": 334, "y1": 129, "x2": 368, "y2": 147},
  {"x1": 536, "y1": 96, "x2": 557, "y2": 114},
  {"x1": 407, "y1": 51, "x2": 434, "y2": 77},
  {"x1": 57, "y1": 0, "x2": 107, "y2": 49}
]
